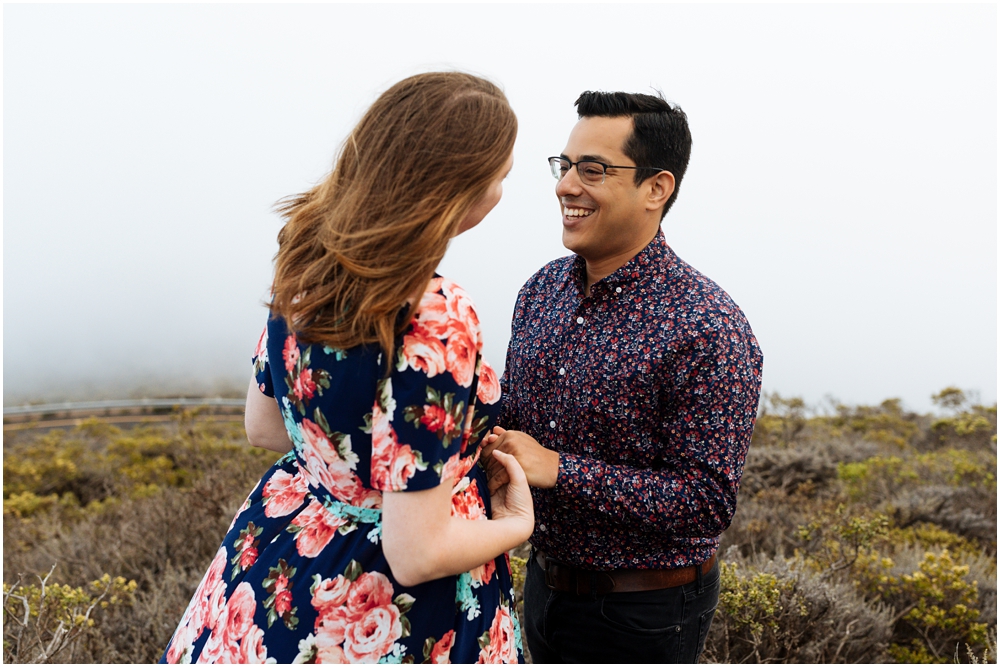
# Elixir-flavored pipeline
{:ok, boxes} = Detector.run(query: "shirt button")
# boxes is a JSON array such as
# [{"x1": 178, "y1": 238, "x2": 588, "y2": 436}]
[
  {"x1": 549, "y1": 420, "x2": 556, "y2": 429},
  {"x1": 576, "y1": 316, "x2": 584, "y2": 324},
  {"x1": 539, "y1": 524, "x2": 547, "y2": 532},
  {"x1": 559, "y1": 368, "x2": 566, "y2": 376},
  {"x1": 615, "y1": 287, "x2": 622, "y2": 294}
]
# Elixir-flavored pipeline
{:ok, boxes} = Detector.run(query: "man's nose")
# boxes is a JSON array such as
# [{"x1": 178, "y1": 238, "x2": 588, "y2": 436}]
[{"x1": 555, "y1": 166, "x2": 583, "y2": 197}]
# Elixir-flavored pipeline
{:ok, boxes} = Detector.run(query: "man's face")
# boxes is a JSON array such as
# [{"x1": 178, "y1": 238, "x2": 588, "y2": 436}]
[{"x1": 556, "y1": 116, "x2": 650, "y2": 264}]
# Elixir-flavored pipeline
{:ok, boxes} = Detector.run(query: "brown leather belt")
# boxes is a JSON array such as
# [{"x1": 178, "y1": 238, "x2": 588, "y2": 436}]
[{"x1": 535, "y1": 551, "x2": 717, "y2": 596}]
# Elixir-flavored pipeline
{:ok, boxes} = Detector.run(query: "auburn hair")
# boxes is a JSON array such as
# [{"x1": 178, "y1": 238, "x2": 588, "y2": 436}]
[{"x1": 270, "y1": 72, "x2": 517, "y2": 362}]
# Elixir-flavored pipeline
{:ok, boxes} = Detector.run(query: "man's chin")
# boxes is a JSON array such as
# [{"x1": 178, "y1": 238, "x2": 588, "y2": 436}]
[{"x1": 561, "y1": 228, "x2": 586, "y2": 255}]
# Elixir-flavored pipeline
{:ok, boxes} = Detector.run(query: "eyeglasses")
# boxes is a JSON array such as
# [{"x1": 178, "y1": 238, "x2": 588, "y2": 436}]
[{"x1": 547, "y1": 156, "x2": 665, "y2": 185}]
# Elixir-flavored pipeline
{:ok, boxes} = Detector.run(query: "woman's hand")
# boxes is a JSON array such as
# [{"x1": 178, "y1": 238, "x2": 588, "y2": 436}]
[
  {"x1": 488, "y1": 449, "x2": 534, "y2": 533},
  {"x1": 482, "y1": 427, "x2": 559, "y2": 493},
  {"x1": 382, "y1": 452, "x2": 533, "y2": 587}
]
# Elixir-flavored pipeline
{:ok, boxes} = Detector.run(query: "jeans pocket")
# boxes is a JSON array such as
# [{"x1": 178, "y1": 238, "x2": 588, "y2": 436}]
[{"x1": 599, "y1": 590, "x2": 681, "y2": 634}]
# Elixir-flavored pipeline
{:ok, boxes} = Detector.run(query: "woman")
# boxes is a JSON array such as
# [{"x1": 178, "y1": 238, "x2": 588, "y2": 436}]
[{"x1": 162, "y1": 72, "x2": 533, "y2": 664}]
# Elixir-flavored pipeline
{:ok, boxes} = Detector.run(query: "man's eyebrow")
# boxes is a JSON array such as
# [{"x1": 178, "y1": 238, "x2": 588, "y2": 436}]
[{"x1": 559, "y1": 153, "x2": 611, "y2": 163}]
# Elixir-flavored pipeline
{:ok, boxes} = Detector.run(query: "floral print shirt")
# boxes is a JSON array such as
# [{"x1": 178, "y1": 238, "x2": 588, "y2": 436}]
[
  {"x1": 499, "y1": 230, "x2": 763, "y2": 570},
  {"x1": 161, "y1": 276, "x2": 523, "y2": 664}
]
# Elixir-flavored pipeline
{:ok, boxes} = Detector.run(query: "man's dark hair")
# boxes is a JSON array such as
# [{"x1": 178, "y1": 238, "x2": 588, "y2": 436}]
[{"x1": 575, "y1": 91, "x2": 691, "y2": 219}]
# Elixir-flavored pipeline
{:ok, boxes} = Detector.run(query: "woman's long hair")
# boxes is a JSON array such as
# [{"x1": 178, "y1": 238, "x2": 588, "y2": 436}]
[{"x1": 270, "y1": 72, "x2": 517, "y2": 361}]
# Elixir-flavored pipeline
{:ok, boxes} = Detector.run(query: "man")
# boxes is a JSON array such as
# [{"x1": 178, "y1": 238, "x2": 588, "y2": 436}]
[{"x1": 483, "y1": 91, "x2": 763, "y2": 663}]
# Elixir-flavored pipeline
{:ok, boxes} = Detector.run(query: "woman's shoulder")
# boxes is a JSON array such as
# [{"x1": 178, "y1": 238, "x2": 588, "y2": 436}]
[
  {"x1": 413, "y1": 275, "x2": 481, "y2": 339},
  {"x1": 395, "y1": 275, "x2": 482, "y2": 389}
]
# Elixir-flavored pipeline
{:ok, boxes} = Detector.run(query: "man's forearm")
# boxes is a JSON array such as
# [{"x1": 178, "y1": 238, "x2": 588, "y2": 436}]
[{"x1": 550, "y1": 451, "x2": 737, "y2": 539}]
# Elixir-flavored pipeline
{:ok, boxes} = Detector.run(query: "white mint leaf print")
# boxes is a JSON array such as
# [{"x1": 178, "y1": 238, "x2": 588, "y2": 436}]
[
  {"x1": 376, "y1": 642, "x2": 406, "y2": 664},
  {"x1": 336, "y1": 434, "x2": 359, "y2": 469},
  {"x1": 393, "y1": 593, "x2": 415, "y2": 614},
  {"x1": 280, "y1": 398, "x2": 307, "y2": 453},
  {"x1": 291, "y1": 633, "x2": 318, "y2": 664},
  {"x1": 322, "y1": 345, "x2": 347, "y2": 361},
  {"x1": 376, "y1": 378, "x2": 396, "y2": 421},
  {"x1": 344, "y1": 559, "x2": 363, "y2": 582},
  {"x1": 456, "y1": 572, "x2": 482, "y2": 621}
]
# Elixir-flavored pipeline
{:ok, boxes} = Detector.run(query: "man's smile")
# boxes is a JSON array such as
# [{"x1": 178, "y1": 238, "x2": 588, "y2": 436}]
[{"x1": 561, "y1": 200, "x2": 596, "y2": 223}]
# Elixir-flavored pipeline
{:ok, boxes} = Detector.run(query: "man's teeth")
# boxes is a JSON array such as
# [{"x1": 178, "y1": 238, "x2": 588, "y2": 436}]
[{"x1": 565, "y1": 208, "x2": 592, "y2": 218}]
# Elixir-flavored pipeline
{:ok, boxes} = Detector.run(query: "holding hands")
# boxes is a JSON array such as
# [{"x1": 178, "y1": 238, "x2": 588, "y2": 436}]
[
  {"x1": 485, "y1": 449, "x2": 535, "y2": 530},
  {"x1": 482, "y1": 427, "x2": 559, "y2": 494}
]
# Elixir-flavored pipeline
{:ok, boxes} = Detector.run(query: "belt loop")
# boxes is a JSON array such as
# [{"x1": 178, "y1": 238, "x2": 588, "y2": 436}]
[
  {"x1": 590, "y1": 572, "x2": 598, "y2": 600},
  {"x1": 695, "y1": 559, "x2": 704, "y2": 594}
]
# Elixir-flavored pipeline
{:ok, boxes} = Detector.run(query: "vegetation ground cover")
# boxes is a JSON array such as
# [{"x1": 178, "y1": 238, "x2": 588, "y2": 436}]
[{"x1": 3, "y1": 391, "x2": 996, "y2": 663}]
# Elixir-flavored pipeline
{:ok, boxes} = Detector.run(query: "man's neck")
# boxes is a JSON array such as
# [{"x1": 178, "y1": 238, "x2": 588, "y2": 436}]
[{"x1": 583, "y1": 228, "x2": 660, "y2": 296}]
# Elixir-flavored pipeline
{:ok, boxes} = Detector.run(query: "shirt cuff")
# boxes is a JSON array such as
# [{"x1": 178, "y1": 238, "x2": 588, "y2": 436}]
[{"x1": 555, "y1": 452, "x2": 590, "y2": 498}]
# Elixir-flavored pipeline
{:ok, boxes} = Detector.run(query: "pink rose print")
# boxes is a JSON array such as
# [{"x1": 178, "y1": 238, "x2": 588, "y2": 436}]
[
  {"x1": 314, "y1": 639, "x2": 349, "y2": 663},
  {"x1": 400, "y1": 324, "x2": 448, "y2": 377},
  {"x1": 419, "y1": 404, "x2": 453, "y2": 433},
  {"x1": 470, "y1": 557, "x2": 497, "y2": 587},
  {"x1": 345, "y1": 571, "x2": 394, "y2": 619},
  {"x1": 415, "y1": 289, "x2": 451, "y2": 338},
  {"x1": 298, "y1": 419, "x2": 373, "y2": 508},
  {"x1": 289, "y1": 499, "x2": 346, "y2": 558},
  {"x1": 292, "y1": 367, "x2": 318, "y2": 402},
  {"x1": 262, "y1": 469, "x2": 308, "y2": 518},
  {"x1": 166, "y1": 545, "x2": 228, "y2": 662},
  {"x1": 371, "y1": 403, "x2": 425, "y2": 491},
  {"x1": 274, "y1": 588, "x2": 293, "y2": 616},
  {"x1": 313, "y1": 610, "x2": 350, "y2": 650},
  {"x1": 283, "y1": 335, "x2": 300, "y2": 373},
  {"x1": 253, "y1": 327, "x2": 269, "y2": 375},
  {"x1": 311, "y1": 574, "x2": 351, "y2": 619},
  {"x1": 428, "y1": 629, "x2": 455, "y2": 664},
  {"x1": 164, "y1": 621, "x2": 199, "y2": 664},
  {"x1": 476, "y1": 359, "x2": 501, "y2": 405},
  {"x1": 439, "y1": 451, "x2": 475, "y2": 484},
  {"x1": 235, "y1": 623, "x2": 270, "y2": 664},
  {"x1": 200, "y1": 582, "x2": 259, "y2": 664},
  {"x1": 239, "y1": 545, "x2": 258, "y2": 570},
  {"x1": 477, "y1": 604, "x2": 518, "y2": 664},
  {"x1": 441, "y1": 279, "x2": 480, "y2": 340},
  {"x1": 445, "y1": 321, "x2": 478, "y2": 388},
  {"x1": 343, "y1": 604, "x2": 402, "y2": 663},
  {"x1": 450, "y1": 479, "x2": 487, "y2": 522}
]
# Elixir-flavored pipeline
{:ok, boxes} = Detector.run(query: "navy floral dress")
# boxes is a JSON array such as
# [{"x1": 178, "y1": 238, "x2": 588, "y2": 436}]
[{"x1": 162, "y1": 277, "x2": 523, "y2": 664}]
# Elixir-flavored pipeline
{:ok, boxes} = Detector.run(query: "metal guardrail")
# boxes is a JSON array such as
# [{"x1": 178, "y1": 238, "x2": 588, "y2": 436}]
[{"x1": 3, "y1": 398, "x2": 246, "y2": 417}]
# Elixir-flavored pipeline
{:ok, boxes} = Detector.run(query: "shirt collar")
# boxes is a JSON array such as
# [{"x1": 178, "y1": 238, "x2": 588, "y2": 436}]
[{"x1": 563, "y1": 228, "x2": 674, "y2": 295}]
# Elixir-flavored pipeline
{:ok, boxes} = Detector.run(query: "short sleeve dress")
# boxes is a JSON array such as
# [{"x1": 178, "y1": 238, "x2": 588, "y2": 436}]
[{"x1": 161, "y1": 276, "x2": 523, "y2": 664}]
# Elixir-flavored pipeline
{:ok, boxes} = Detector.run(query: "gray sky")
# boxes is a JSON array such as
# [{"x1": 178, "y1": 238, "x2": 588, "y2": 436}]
[{"x1": 3, "y1": 4, "x2": 997, "y2": 413}]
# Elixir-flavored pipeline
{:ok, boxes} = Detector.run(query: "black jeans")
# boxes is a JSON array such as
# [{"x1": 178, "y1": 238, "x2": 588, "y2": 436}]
[{"x1": 523, "y1": 554, "x2": 720, "y2": 664}]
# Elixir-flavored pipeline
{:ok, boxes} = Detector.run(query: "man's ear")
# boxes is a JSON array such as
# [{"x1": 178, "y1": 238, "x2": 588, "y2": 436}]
[{"x1": 646, "y1": 171, "x2": 675, "y2": 213}]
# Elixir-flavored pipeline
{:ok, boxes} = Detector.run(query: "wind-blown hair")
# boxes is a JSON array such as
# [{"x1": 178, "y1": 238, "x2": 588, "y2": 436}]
[
  {"x1": 575, "y1": 91, "x2": 691, "y2": 219},
  {"x1": 271, "y1": 72, "x2": 517, "y2": 362}
]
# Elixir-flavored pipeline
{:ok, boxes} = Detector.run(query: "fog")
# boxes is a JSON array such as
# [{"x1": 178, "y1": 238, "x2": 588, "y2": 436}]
[{"x1": 3, "y1": 4, "x2": 996, "y2": 413}]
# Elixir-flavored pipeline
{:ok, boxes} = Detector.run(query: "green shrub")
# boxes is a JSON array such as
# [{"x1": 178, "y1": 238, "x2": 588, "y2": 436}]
[
  {"x1": 704, "y1": 557, "x2": 892, "y2": 663},
  {"x1": 3, "y1": 569, "x2": 137, "y2": 663}
]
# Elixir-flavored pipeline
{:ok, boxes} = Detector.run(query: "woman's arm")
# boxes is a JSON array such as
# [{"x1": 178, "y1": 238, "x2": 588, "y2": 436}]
[
  {"x1": 244, "y1": 379, "x2": 293, "y2": 453},
  {"x1": 382, "y1": 450, "x2": 533, "y2": 587}
]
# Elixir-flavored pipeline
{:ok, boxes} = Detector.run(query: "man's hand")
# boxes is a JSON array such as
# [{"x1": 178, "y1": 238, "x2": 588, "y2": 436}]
[{"x1": 481, "y1": 427, "x2": 559, "y2": 493}]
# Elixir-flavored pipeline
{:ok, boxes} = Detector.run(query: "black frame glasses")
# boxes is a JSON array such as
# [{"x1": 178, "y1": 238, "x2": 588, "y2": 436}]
[{"x1": 547, "y1": 156, "x2": 666, "y2": 185}]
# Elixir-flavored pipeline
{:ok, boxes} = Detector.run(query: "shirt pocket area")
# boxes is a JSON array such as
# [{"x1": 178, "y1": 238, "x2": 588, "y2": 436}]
[{"x1": 577, "y1": 368, "x2": 658, "y2": 426}]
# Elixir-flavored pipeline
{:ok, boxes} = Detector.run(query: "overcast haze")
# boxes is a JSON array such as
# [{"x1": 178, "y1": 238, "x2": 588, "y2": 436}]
[{"x1": 3, "y1": 4, "x2": 997, "y2": 413}]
